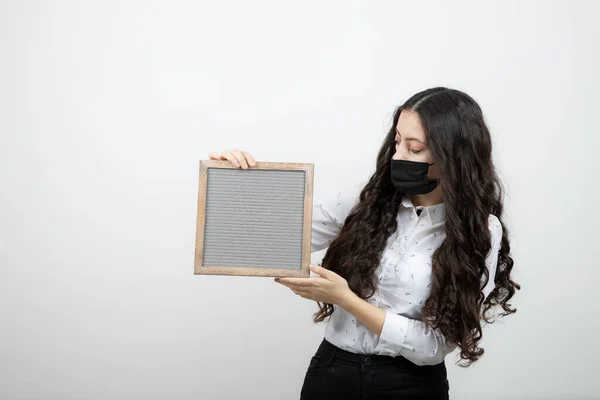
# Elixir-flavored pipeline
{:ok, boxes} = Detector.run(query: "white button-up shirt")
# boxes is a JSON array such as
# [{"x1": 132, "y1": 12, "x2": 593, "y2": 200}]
[{"x1": 311, "y1": 179, "x2": 502, "y2": 365}]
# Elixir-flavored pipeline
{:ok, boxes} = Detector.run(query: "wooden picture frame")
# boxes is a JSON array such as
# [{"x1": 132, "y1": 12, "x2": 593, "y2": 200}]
[{"x1": 194, "y1": 160, "x2": 314, "y2": 278}]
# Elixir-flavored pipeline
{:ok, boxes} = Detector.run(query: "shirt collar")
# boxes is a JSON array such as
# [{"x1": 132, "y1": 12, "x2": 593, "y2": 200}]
[{"x1": 401, "y1": 196, "x2": 446, "y2": 225}]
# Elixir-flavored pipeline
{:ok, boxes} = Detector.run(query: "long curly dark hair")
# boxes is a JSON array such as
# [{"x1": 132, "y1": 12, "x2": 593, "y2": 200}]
[{"x1": 314, "y1": 87, "x2": 520, "y2": 366}]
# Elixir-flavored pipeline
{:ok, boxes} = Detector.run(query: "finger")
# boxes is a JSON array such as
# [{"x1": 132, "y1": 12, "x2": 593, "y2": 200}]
[
  {"x1": 241, "y1": 151, "x2": 257, "y2": 167},
  {"x1": 276, "y1": 277, "x2": 316, "y2": 287},
  {"x1": 283, "y1": 284, "x2": 300, "y2": 295},
  {"x1": 309, "y1": 264, "x2": 333, "y2": 279},
  {"x1": 221, "y1": 151, "x2": 241, "y2": 168},
  {"x1": 229, "y1": 149, "x2": 249, "y2": 169},
  {"x1": 275, "y1": 280, "x2": 304, "y2": 294},
  {"x1": 275, "y1": 279, "x2": 296, "y2": 289},
  {"x1": 275, "y1": 282, "x2": 316, "y2": 300},
  {"x1": 208, "y1": 152, "x2": 224, "y2": 160},
  {"x1": 288, "y1": 286, "x2": 310, "y2": 296}
]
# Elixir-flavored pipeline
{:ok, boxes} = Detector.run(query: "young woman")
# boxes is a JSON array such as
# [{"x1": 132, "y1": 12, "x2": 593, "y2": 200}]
[{"x1": 209, "y1": 87, "x2": 519, "y2": 400}]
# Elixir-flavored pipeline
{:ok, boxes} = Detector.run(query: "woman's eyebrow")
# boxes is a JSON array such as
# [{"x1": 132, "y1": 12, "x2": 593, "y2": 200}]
[{"x1": 396, "y1": 129, "x2": 426, "y2": 144}]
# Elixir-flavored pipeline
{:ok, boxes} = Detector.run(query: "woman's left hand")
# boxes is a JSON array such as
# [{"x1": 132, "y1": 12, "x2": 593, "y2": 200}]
[{"x1": 275, "y1": 264, "x2": 354, "y2": 306}]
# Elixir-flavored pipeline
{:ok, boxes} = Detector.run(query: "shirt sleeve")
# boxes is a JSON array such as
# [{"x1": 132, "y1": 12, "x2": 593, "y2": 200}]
[
  {"x1": 311, "y1": 179, "x2": 366, "y2": 253},
  {"x1": 374, "y1": 213, "x2": 504, "y2": 365}
]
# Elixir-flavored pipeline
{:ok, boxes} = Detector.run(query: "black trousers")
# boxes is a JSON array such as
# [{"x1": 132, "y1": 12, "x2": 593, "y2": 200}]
[{"x1": 300, "y1": 339, "x2": 449, "y2": 400}]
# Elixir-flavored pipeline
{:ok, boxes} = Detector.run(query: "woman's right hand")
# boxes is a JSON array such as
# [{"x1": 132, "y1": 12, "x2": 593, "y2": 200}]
[{"x1": 208, "y1": 149, "x2": 257, "y2": 169}]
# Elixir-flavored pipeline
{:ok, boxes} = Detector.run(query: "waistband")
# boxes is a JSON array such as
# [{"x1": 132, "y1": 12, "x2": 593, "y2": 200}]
[{"x1": 316, "y1": 338, "x2": 447, "y2": 376}]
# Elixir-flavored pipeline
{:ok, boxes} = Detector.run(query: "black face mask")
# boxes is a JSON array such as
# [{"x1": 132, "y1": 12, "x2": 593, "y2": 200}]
[{"x1": 390, "y1": 159, "x2": 438, "y2": 194}]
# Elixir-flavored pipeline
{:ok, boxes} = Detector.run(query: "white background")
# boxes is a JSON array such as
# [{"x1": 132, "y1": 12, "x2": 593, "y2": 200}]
[{"x1": 1, "y1": 1, "x2": 598, "y2": 399}]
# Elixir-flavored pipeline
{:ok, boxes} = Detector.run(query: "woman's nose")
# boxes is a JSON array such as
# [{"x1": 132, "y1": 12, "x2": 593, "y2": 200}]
[{"x1": 392, "y1": 150, "x2": 408, "y2": 161}]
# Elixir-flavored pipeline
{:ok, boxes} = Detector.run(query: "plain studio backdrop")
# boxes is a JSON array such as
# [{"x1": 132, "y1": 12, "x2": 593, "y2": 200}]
[{"x1": 0, "y1": 1, "x2": 598, "y2": 399}]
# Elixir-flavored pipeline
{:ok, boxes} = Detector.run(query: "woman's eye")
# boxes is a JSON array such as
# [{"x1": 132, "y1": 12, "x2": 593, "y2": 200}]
[{"x1": 410, "y1": 149, "x2": 423, "y2": 154}]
